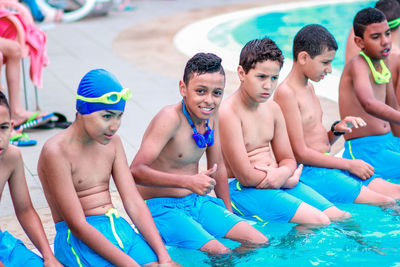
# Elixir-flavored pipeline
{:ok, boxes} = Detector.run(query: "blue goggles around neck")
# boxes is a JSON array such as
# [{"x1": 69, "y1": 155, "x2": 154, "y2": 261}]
[{"x1": 181, "y1": 99, "x2": 214, "y2": 148}]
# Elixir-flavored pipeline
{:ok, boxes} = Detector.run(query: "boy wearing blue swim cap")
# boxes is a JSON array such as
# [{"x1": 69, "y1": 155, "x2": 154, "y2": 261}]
[
  {"x1": 0, "y1": 91, "x2": 61, "y2": 267},
  {"x1": 130, "y1": 53, "x2": 268, "y2": 254},
  {"x1": 275, "y1": 23, "x2": 400, "y2": 208},
  {"x1": 38, "y1": 69, "x2": 176, "y2": 266}
]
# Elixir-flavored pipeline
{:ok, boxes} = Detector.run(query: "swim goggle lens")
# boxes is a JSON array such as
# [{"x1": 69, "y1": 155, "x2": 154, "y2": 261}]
[{"x1": 76, "y1": 88, "x2": 132, "y2": 104}]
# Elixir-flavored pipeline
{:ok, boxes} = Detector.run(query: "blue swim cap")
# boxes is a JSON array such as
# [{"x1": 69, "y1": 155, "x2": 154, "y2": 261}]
[{"x1": 76, "y1": 69, "x2": 126, "y2": 115}]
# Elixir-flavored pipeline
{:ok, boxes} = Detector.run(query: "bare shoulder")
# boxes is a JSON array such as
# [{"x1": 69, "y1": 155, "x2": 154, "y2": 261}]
[
  {"x1": 219, "y1": 92, "x2": 240, "y2": 119},
  {"x1": 275, "y1": 80, "x2": 296, "y2": 100},
  {"x1": 38, "y1": 131, "x2": 74, "y2": 174},
  {"x1": 268, "y1": 99, "x2": 283, "y2": 113},
  {"x1": 40, "y1": 132, "x2": 65, "y2": 159},
  {"x1": 346, "y1": 55, "x2": 366, "y2": 74},
  {"x1": 1, "y1": 145, "x2": 22, "y2": 170},
  {"x1": 151, "y1": 104, "x2": 182, "y2": 128},
  {"x1": 390, "y1": 53, "x2": 400, "y2": 69}
]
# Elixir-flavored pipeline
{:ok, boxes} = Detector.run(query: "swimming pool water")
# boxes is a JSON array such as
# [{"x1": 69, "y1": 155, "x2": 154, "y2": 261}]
[
  {"x1": 167, "y1": 200, "x2": 400, "y2": 266},
  {"x1": 207, "y1": 1, "x2": 374, "y2": 71}
]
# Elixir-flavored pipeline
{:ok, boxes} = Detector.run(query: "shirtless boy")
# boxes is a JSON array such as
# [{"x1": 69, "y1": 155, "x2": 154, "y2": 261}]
[
  {"x1": 219, "y1": 37, "x2": 347, "y2": 226},
  {"x1": 275, "y1": 24, "x2": 400, "y2": 207},
  {"x1": 0, "y1": 91, "x2": 61, "y2": 266},
  {"x1": 340, "y1": 8, "x2": 400, "y2": 184},
  {"x1": 38, "y1": 69, "x2": 175, "y2": 266},
  {"x1": 130, "y1": 53, "x2": 268, "y2": 254},
  {"x1": 345, "y1": 0, "x2": 400, "y2": 105}
]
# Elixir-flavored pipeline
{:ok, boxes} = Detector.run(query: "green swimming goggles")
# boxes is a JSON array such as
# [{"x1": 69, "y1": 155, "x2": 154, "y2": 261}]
[
  {"x1": 76, "y1": 88, "x2": 132, "y2": 104},
  {"x1": 360, "y1": 51, "x2": 391, "y2": 84},
  {"x1": 388, "y1": 17, "x2": 400, "y2": 29}
]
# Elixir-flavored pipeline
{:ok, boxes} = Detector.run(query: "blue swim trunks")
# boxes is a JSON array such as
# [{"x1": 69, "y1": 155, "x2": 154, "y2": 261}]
[
  {"x1": 301, "y1": 165, "x2": 375, "y2": 203},
  {"x1": 54, "y1": 208, "x2": 157, "y2": 266},
  {"x1": 146, "y1": 194, "x2": 243, "y2": 250},
  {"x1": 229, "y1": 180, "x2": 333, "y2": 223},
  {"x1": 0, "y1": 230, "x2": 43, "y2": 267},
  {"x1": 343, "y1": 132, "x2": 400, "y2": 181}
]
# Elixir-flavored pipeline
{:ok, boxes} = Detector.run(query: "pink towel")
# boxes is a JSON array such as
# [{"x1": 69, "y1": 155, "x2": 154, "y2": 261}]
[{"x1": 0, "y1": 9, "x2": 48, "y2": 88}]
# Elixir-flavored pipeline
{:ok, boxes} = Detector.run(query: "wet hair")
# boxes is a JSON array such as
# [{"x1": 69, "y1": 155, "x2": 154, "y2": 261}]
[
  {"x1": 353, "y1": 8, "x2": 386, "y2": 38},
  {"x1": 239, "y1": 37, "x2": 284, "y2": 73},
  {"x1": 0, "y1": 91, "x2": 10, "y2": 115},
  {"x1": 376, "y1": 0, "x2": 400, "y2": 30},
  {"x1": 183, "y1": 53, "x2": 225, "y2": 85},
  {"x1": 293, "y1": 24, "x2": 338, "y2": 61}
]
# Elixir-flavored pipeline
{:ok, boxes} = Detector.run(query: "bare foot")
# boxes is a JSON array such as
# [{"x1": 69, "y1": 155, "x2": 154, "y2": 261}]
[{"x1": 11, "y1": 110, "x2": 47, "y2": 127}]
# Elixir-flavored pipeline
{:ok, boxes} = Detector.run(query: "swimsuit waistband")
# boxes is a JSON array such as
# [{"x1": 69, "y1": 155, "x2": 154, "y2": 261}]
[
  {"x1": 345, "y1": 132, "x2": 392, "y2": 146},
  {"x1": 145, "y1": 193, "x2": 199, "y2": 206},
  {"x1": 55, "y1": 208, "x2": 120, "y2": 232}
]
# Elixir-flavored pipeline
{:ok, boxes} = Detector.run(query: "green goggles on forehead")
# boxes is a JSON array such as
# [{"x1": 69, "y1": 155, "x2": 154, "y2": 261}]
[
  {"x1": 76, "y1": 88, "x2": 132, "y2": 104},
  {"x1": 388, "y1": 17, "x2": 400, "y2": 29}
]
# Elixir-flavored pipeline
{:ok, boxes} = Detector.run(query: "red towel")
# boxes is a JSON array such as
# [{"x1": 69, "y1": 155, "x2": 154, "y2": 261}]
[{"x1": 0, "y1": 9, "x2": 48, "y2": 88}]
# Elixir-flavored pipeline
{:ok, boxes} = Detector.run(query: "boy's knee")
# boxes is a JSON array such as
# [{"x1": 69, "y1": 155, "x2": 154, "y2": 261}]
[
  {"x1": 313, "y1": 213, "x2": 331, "y2": 226},
  {"x1": 200, "y1": 239, "x2": 231, "y2": 255},
  {"x1": 9, "y1": 43, "x2": 22, "y2": 59},
  {"x1": 250, "y1": 232, "x2": 269, "y2": 245}
]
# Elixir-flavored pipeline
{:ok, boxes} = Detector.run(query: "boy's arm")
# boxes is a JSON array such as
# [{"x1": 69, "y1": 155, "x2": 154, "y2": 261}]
[
  {"x1": 267, "y1": 102, "x2": 297, "y2": 185},
  {"x1": 219, "y1": 106, "x2": 281, "y2": 188},
  {"x1": 131, "y1": 108, "x2": 216, "y2": 195},
  {"x1": 274, "y1": 85, "x2": 374, "y2": 180},
  {"x1": 387, "y1": 76, "x2": 400, "y2": 137},
  {"x1": 7, "y1": 147, "x2": 60, "y2": 266},
  {"x1": 205, "y1": 116, "x2": 232, "y2": 211},
  {"x1": 327, "y1": 116, "x2": 367, "y2": 145},
  {"x1": 38, "y1": 145, "x2": 140, "y2": 266},
  {"x1": 112, "y1": 136, "x2": 172, "y2": 264},
  {"x1": 353, "y1": 59, "x2": 400, "y2": 123}
]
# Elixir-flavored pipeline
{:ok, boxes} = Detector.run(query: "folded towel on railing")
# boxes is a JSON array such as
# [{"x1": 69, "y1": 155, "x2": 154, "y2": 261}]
[{"x1": 0, "y1": 8, "x2": 48, "y2": 88}]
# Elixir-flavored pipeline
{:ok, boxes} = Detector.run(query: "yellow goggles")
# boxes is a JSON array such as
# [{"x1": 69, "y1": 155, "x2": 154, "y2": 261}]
[{"x1": 76, "y1": 88, "x2": 132, "y2": 104}]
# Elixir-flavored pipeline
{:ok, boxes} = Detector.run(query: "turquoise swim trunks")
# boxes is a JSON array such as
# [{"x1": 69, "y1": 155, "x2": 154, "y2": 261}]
[
  {"x1": 146, "y1": 194, "x2": 243, "y2": 250},
  {"x1": 229, "y1": 180, "x2": 333, "y2": 224},
  {"x1": 343, "y1": 132, "x2": 400, "y2": 181},
  {"x1": 301, "y1": 165, "x2": 375, "y2": 203},
  {"x1": 0, "y1": 230, "x2": 43, "y2": 266},
  {"x1": 54, "y1": 209, "x2": 157, "y2": 266}
]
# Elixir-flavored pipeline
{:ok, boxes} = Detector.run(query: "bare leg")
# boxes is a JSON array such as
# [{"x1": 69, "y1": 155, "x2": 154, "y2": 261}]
[
  {"x1": 0, "y1": 38, "x2": 42, "y2": 126},
  {"x1": 354, "y1": 185, "x2": 395, "y2": 206},
  {"x1": 290, "y1": 202, "x2": 330, "y2": 226},
  {"x1": 0, "y1": 51, "x2": 4, "y2": 90},
  {"x1": 224, "y1": 221, "x2": 268, "y2": 245},
  {"x1": 367, "y1": 178, "x2": 400, "y2": 200},
  {"x1": 323, "y1": 206, "x2": 351, "y2": 221},
  {"x1": 200, "y1": 239, "x2": 231, "y2": 255}
]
